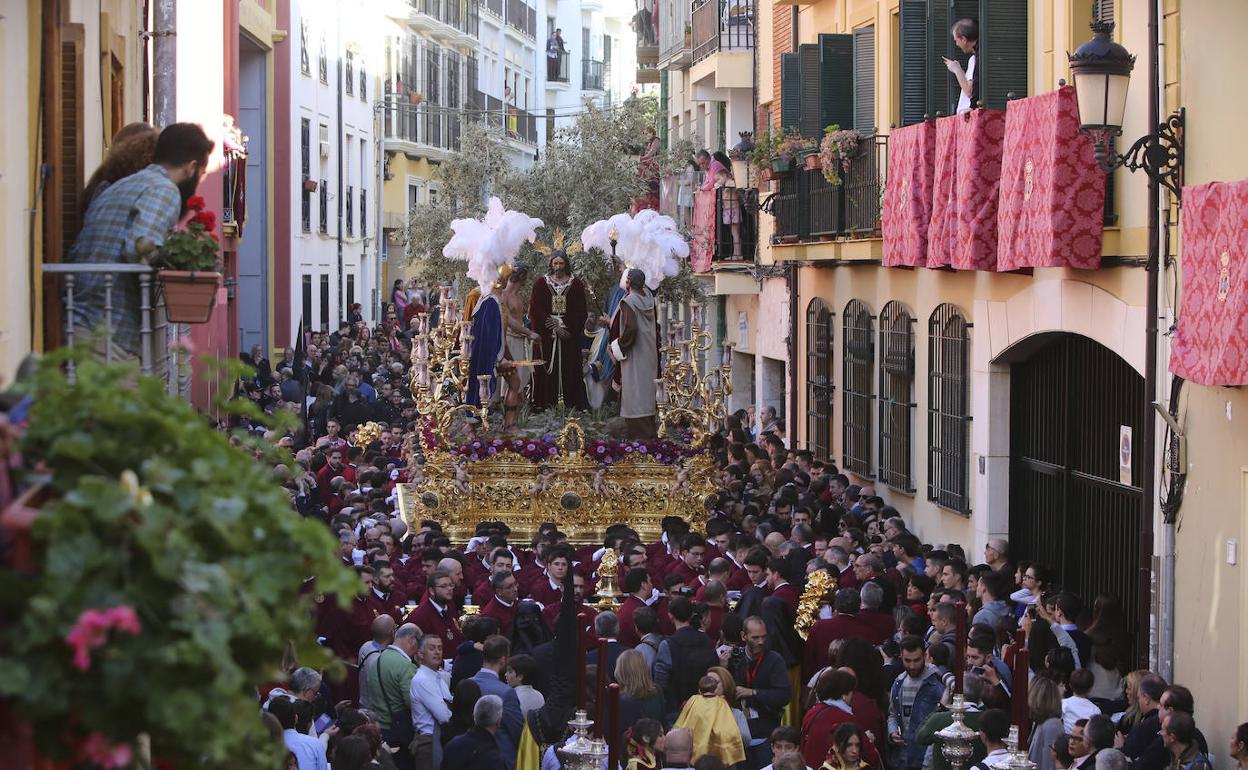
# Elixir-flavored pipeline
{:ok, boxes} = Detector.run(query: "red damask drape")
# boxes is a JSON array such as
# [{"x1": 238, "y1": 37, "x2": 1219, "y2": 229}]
[
  {"x1": 926, "y1": 109, "x2": 1006, "y2": 270},
  {"x1": 881, "y1": 121, "x2": 936, "y2": 268}
]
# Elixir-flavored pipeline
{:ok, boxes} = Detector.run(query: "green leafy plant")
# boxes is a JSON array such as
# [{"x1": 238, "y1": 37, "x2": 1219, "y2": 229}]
[
  {"x1": 818, "y1": 125, "x2": 863, "y2": 186},
  {"x1": 149, "y1": 195, "x2": 222, "y2": 272},
  {"x1": 746, "y1": 129, "x2": 779, "y2": 175},
  {"x1": 775, "y1": 130, "x2": 816, "y2": 163},
  {"x1": 0, "y1": 351, "x2": 358, "y2": 769}
]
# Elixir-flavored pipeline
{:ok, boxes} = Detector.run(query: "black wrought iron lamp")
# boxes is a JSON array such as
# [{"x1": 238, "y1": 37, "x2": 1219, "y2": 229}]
[{"x1": 1069, "y1": 20, "x2": 1184, "y2": 200}]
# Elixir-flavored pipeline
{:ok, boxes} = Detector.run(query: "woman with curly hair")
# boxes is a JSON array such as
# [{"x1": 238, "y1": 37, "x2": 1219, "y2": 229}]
[{"x1": 81, "y1": 122, "x2": 159, "y2": 215}]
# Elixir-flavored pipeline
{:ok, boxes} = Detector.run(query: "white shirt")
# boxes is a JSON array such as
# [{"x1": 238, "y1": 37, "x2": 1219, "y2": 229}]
[
  {"x1": 409, "y1": 664, "x2": 452, "y2": 735},
  {"x1": 1062, "y1": 695, "x2": 1101, "y2": 732},
  {"x1": 956, "y1": 54, "x2": 977, "y2": 113}
]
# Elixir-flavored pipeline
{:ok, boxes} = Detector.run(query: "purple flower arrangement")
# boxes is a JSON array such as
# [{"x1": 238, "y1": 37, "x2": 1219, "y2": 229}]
[{"x1": 442, "y1": 435, "x2": 699, "y2": 465}]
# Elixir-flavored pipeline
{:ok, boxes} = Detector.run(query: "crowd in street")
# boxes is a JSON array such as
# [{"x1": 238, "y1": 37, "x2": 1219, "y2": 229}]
[{"x1": 240, "y1": 308, "x2": 1248, "y2": 770}]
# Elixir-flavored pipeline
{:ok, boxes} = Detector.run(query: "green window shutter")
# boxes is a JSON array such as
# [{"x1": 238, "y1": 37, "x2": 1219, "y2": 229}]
[
  {"x1": 978, "y1": 0, "x2": 1028, "y2": 109},
  {"x1": 853, "y1": 26, "x2": 876, "y2": 133},
  {"x1": 781, "y1": 52, "x2": 802, "y2": 131},
  {"x1": 659, "y1": 69, "x2": 669, "y2": 149},
  {"x1": 1095, "y1": 0, "x2": 1114, "y2": 25},
  {"x1": 925, "y1": 0, "x2": 950, "y2": 117},
  {"x1": 799, "y1": 43, "x2": 823, "y2": 138},
  {"x1": 899, "y1": 0, "x2": 928, "y2": 126},
  {"x1": 818, "y1": 33, "x2": 854, "y2": 133}
]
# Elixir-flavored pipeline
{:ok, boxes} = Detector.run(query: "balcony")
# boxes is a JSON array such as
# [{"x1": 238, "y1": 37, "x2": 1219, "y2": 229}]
[
  {"x1": 691, "y1": 0, "x2": 754, "y2": 64},
  {"x1": 407, "y1": 0, "x2": 479, "y2": 45},
  {"x1": 482, "y1": 0, "x2": 502, "y2": 18},
  {"x1": 504, "y1": 0, "x2": 536, "y2": 38},
  {"x1": 546, "y1": 51, "x2": 570, "y2": 84},
  {"x1": 383, "y1": 103, "x2": 466, "y2": 160},
  {"x1": 658, "y1": 0, "x2": 693, "y2": 67},
  {"x1": 41, "y1": 263, "x2": 190, "y2": 394},
  {"x1": 771, "y1": 134, "x2": 887, "y2": 243},
  {"x1": 505, "y1": 107, "x2": 538, "y2": 145},
  {"x1": 582, "y1": 59, "x2": 604, "y2": 92}
]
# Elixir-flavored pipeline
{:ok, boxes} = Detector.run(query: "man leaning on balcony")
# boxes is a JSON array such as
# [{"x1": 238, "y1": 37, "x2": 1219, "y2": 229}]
[
  {"x1": 546, "y1": 28, "x2": 567, "y2": 80},
  {"x1": 66, "y1": 122, "x2": 214, "y2": 362},
  {"x1": 943, "y1": 18, "x2": 980, "y2": 113}
]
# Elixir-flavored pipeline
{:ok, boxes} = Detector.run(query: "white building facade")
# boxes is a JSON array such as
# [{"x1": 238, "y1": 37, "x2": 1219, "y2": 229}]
[
  {"x1": 290, "y1": 0, "x2": 379, "y2": 335},
  {"x1": 536, "y1": 0, "x2": 636, "y2": 141},
  {"x1": 476, "y1": 0, "x2": 540, "y2": 168}
]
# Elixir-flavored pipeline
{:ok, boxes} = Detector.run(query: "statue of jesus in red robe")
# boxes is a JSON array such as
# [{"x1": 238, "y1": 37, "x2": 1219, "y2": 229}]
[{"x1": 529, "y1": 253, "x2": 590, "y2": 411}]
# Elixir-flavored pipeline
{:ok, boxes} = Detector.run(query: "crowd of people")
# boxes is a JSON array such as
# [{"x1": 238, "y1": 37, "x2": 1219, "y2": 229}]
[{"x1": 241, "y1": 307, "x2": 1244, "y2": 770}]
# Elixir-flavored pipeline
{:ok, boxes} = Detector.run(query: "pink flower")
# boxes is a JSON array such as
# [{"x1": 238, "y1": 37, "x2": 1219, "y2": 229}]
[
  {"x1": 80, "y1": 732, "x2": 133, "y2": 769},
  {"x1": 66, "y1": 606, "x2": 142, "y2": 672}
]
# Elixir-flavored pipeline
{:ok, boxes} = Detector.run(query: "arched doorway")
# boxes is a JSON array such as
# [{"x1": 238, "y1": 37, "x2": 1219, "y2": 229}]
[{"x1": 1007, "y1": 332, "x2": 1148, "y2": 663}]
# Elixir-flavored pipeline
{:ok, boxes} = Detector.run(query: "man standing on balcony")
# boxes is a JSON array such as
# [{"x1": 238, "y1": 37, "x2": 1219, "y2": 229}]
[
  {"x1": 66, "y1": 122, "x2": 214, "y2": 362},
  {"x1": 546, "y1": 28, "x2": 567, "y2": 81},
  {"x1": 943, "y1": 18, "x2": 980, "y2": 113}
]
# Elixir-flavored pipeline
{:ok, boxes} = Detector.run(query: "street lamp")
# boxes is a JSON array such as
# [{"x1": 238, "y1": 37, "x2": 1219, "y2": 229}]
[{"x1": 1068, "y1": 21, "x2": 1184, "y2": 200}]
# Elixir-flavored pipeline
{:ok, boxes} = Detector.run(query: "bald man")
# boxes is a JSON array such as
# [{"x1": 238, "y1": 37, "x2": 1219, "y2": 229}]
[
  {"x1": 661, "y1": 728, "x2": 694, "y2": 769},
  {"x1": 439, "y1": 556, "x2": 468, "y2": 610},
  {"x1": 359, "y1": 614, "x2": 398, "y2": 710},
  {"x1": 763, "y1": 532, "x2": 787, "y2": 558}
]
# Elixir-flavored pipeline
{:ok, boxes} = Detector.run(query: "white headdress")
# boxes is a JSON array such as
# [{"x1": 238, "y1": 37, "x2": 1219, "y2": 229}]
[
  {"x1": 580, "y1": 210, "x2": 688, "y2": 290},
  {"x1": 443, "y1": 196, "x2": 544, "y2": 289}
]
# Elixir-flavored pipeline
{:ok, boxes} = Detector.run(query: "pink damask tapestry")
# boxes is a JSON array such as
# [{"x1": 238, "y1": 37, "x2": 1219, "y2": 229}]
[
  {"x1": 927, "y1": 110, "x2": 1006, "y2": 270},
  {"x1": 690, "y1": 188, "x2": 716, "y2": 273},
  {"x1": 1170, "y1": 179, "x2": 1248, "y2": 386},
  {"x1": 997, "y1": 86, "x2": 1106, "y2": 271},
  {"x1": 882, "y1": 121, "x2": 936, "y2": 267}
]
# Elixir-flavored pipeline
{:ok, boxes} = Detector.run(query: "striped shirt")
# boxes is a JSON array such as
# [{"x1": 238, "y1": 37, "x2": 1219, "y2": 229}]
[{"x1": 67, "y1": 164, "x2": 182, "y2": 354}]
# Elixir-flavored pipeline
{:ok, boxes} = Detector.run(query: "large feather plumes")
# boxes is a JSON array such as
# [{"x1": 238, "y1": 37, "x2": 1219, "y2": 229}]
[
  {"x1": 581, "y1": 209, "x2": 688, "y2": 290},
  {"x1": 442, "y1": 197, "x2": 544, "y2": 289}
]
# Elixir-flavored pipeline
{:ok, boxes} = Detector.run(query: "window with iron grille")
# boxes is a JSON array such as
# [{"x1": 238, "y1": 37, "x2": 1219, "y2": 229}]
[
  {"x1": 878, "y1": 301, "x2": 915, "y2": 491},
  {"x1": 806, "y1": 299, "x2": 834, "y2": 461},
  {"x1": 319, "y1": 179, "x2": 328, "y2": 234},
  {"x1": 360, "y1": 188, "x2": 367, "y2": 238},
  {"x1": 359, "y1": 62, "x2": 367, "y2": 101},
  {"x1": 345, "y1": 50, "x2": 354, "y2": 95},
  {"x1": 842, "y1": 299, "x2": 875, "y2": 477},
  {"x1": 300, "y1": 119, "x2": 311, "y2": 232},
  {"x1": 319, "y1": 34, "x2": 328, "y2": 83},
  {"x1": 346, "y1": 185, "x2": 354, "y2": 236},
  {"x1": 927, "y1": 303, "x2": 971, "y2": 513},
  {"x1": 300, "y1": 20, "x2": 310, "y2": 76}
]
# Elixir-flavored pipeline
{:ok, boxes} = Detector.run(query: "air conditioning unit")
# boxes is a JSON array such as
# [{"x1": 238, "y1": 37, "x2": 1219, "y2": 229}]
[{"x1": 319, "y1": 140, "x2": 331, "y2": 159}]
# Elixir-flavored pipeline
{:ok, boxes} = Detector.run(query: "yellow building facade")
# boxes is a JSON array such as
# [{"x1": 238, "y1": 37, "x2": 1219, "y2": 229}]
[{"x1": 757, "y1": 0, "x2": 1248, "y2": 739}]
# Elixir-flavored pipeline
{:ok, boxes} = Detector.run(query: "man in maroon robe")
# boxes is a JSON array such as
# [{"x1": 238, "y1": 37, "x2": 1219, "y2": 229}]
[{"x1": 529, "y1": 253, "x2": 589, "y2": 410}]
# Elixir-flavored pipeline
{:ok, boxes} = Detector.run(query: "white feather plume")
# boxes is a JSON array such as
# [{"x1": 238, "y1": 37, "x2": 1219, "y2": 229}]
[
  {"x1": 443, "y1": 197, "x2": 544, "y2": 289},
  {"x1": 580, "y1": 210, "x2": 688, "y2": 290}
]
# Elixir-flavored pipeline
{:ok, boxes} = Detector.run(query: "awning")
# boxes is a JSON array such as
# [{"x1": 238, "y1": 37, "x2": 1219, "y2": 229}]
[
  {"x1": 927, "y1": 109, "x2": 1006, "y2": 270},
  {"x1": 881, "y1": 121, "x2": 936, "y2": 268},
  {"x1": 997, "y1": 86, "x2": 1106, "y2": 271},
  {"x1": 1170, "y1": 179, "x2": 1248, "y2": 386}
]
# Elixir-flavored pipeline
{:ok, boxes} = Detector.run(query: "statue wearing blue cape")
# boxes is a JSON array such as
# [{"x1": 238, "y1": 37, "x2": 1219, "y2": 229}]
[
  {"x1": 467, "y1": 291, "x2": 504, "y2": 408},
  {"x1": 585, "y1": 282, "x2": 626, "y2": 409}
]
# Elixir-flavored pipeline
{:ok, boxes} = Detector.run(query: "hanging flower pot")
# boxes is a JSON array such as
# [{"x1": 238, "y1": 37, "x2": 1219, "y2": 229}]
[
  {"x1": 158, "y1": 270, "x2": 220, "y2": 323},
  {"x1": 771, "y1": 157, "x2": 792, "y2": 174},
  {"x1": 408, "y1": 91, "x2": 424, "y2": 105},
  {"x1": 302, "y1": 178, "x2": 318, "y2": 193},
  {"x1": 803, "y1": 152, "x2": 822, "y2": 171}
]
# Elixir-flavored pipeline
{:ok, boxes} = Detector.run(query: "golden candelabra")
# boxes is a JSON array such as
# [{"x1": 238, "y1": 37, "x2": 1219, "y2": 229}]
[
  {"x1": 655, "y1": 301, "x2": 733, "y2": 448},
  {"x1": 407, "y1": 287, "x2": 491, "y2": 445}
]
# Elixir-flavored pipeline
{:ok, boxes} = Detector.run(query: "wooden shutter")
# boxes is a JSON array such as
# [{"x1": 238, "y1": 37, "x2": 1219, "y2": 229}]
[
  {"x1": 59, "y1": 26, "x2": 85, "y2": 247},
  {"x1": 899, "y1": 0, "x2": 928, "y2": 126},
  {"x1": 1095, "y1": 0, "x2": 1114, "y2": 25},
  {"x1": 818, "y1": 33, "x2": 853, "y2": 133},
  {"x1": 799, "y1": 43, "x2": 822, "y2": 138},
  {"x1": 852, "y1": 26, "x2": 876, "y2": 133},
  {"x1": 925, "y1": 0, "x2": 949, "y2": 117},
  {"x1": 780, "y1": 52, "x2": 802, "y2": 131},
  {"x1": 978, "y1": 0, "x2": 1028, "y2": 109}
]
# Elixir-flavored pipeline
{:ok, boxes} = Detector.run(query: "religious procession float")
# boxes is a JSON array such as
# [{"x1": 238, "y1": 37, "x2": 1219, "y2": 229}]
[{"x1": 380, "y1": 199, "x2": 736, "y2": 545}]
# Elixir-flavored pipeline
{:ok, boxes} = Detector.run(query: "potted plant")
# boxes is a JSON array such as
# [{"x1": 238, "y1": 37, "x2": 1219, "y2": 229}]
[
  {"x1": 774, "y1": 130, "x2": 816, "y2": 173},
  {"x1": 818, "y1": 124, "x2": 863, "y2": 186},
  {"x1": 302, "y1": 177, "x2": 318, "y2": 193},
  {"x1": 151, "y1": 194, "x2": 222, "y2": 324}
]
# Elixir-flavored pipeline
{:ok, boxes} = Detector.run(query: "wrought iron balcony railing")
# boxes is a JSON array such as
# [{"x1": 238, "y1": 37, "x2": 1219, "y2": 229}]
[
  {"x1": 691, "y1": 0, "x2": 755, "y2": 64},
  {"x1": 771, "y1": 133, "x2": 887, "y2": 243}
]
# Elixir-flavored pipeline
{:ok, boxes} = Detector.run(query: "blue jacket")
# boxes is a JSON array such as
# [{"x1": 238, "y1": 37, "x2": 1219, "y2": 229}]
[
  {"x1": 889, "y1": 666, "x2": 946, "y2": 770},
  {"x1": 470, "y1": 668, "x2": 524, "y2": 770}
]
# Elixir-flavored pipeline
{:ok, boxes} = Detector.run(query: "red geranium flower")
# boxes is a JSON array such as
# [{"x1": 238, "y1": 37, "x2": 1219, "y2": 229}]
[
  {"x1": 192, "y1": 209, "x2": 217, "y2": 230},
  {"x1": 186, "y1": 195, "x2": 206, "y2": 212}
]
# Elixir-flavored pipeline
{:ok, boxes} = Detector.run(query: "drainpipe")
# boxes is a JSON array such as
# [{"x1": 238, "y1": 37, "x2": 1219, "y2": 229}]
[
  {"x1": 153, "y1": 0, "x2": 176, "y2": 127},
  {"x1": 1147, "y1": 0, "x2": 1174, "y2": 682}
]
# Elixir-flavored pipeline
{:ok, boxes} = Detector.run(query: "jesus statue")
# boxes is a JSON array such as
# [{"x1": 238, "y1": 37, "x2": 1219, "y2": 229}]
[{"x1": 529, "y1": 252, "x2": 590, "y2": 411}]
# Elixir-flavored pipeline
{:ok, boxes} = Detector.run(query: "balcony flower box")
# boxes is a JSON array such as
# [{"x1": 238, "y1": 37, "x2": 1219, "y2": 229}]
[
  {"x1": 151, "y1": 195, "x2": 221, "y2": 324},
  {"x1": 770, "y1": 157, "x2": 792, "y2": 174},
  {"x1": 803, "y1": 152, "x2": 822, "y2": 171},
  {"x1": 159, "y1": 270, "x2": 220, "y2": 323}
]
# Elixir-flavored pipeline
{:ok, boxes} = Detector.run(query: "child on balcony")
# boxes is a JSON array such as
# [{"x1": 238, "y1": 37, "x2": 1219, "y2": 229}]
[{"x1": 714, "y1": 165, "x2": 742, "y2": 259}]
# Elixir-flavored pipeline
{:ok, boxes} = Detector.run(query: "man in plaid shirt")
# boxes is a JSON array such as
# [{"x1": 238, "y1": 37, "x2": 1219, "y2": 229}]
[{"x1": 67, "y1": 123, "x2": 214, "y2": 358}]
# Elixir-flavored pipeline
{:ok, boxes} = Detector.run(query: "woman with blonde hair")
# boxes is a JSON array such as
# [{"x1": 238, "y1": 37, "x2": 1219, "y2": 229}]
[
  {"x1": 1115, "y1": 670, "x2": 1151, "y2": 737},
  {"x1": 1027, "y1": 676, "x2": 1065, "y2": 770},
  {"x1": 616, "y1": 649, "x2": 664, "y2": 741},
  {"x1": 81, "y1": 122, "x2": 159, "y2": 214}
]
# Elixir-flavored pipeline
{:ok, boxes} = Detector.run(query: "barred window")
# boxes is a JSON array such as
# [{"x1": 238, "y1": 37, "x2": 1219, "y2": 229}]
[
  {"x1": 345, "y1": 50, "x2": 355, "y2": 95},
  {"x1": 927, "y1": 303, "x2": 971, "y2": 513},
  {"x1": 300, "y1": 119, "x2": 311, "y2": 233},
  {"x1": 878, "y1": 301, "x2": 915, "y2": 491},
  {"x1": 319, "y1": 33, "x2": 328, "y2": 83},
  {"x1": 842, "y1": 300, "x2": 875, "y2": 477},
  {"x1": 300, "y1": 21, "x2": 310, "y2": 76},
  {"x1": 806, "y1": 299, "x2": 834, "y2": 461}
]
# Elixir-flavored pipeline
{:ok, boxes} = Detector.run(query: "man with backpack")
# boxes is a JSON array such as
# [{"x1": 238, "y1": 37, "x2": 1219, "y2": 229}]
[{"x1": 653, "y1": 596, "x2": 719, "y2": 722}]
